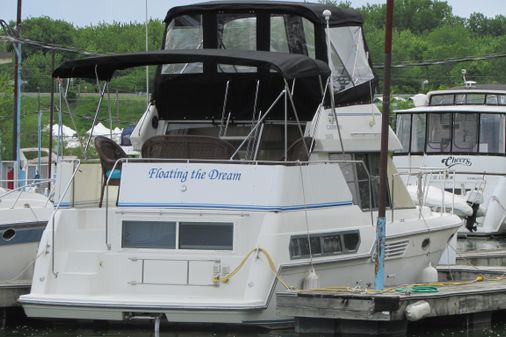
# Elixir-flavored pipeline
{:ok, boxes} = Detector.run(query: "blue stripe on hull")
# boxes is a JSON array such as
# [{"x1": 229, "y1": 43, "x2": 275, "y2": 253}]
[
  {"x1": 117, "y1": 201, "x2": 353, "y2": 211},
  {"x1": 0, "y1": 222, "x2": 46, "y2": 246}
]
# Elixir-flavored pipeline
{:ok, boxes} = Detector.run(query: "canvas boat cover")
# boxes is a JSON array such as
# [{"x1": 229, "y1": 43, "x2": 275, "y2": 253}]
[
  {"x1": 53, "y1": 49, "x2": 330, "y2": 81},
  {"x1": 53, "y1": 49, "x2": 330, "y2": 122}
]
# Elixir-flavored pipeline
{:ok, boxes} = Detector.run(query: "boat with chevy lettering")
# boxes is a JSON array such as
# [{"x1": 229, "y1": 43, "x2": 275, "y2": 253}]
[{"x1": 394, "y1": 82, "x2": 506, "y2": 236}]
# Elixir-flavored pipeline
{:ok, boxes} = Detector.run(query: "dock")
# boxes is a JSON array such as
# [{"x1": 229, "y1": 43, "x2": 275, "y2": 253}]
[
  {"x1": 0, "y1": 280, "x2": 30, "y2": 308},
  {"x1": 277, "y1": 262, "x2": 506, "y2": 336}
]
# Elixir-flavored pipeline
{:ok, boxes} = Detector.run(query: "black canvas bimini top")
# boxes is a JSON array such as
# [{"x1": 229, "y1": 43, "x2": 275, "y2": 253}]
[
  {"x1": 53, "y1": 49, "x2": 330, "y2": 121},
  {"x1": 52, "y1": 49, "x2": 330, "y2": 81}
]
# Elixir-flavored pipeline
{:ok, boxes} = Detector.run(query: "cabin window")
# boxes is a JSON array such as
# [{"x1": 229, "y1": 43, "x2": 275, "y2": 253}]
[
  {"x1": 179, "y1": 222, "x2": 233, "y2": 250},
  {"x1": 122, "y1": 221, "x2": 233, "y2": 250},
  {"x1": 453, "y1": 113, "x2": 478, "y2": 153},
  {"x1": 122, "y1": 221, "x2": 176, "y2": 249},
  {"x1": 331, "y1": 153, "x2": 390, "y2": 211},
  {"x1": 430, "y1": 94, "x2": 454, "y2": 105},
  {"x1": 426, "y1": 113, "x2": 451, "y2": 153},
  {"x1": 289, "y1": 231, "x2": 360, "y2": 259},
  {"x1": 397, "y1": 112, "x2": 506, "y2": 155},
  {"x1": 396, "y1": 114, "x2": 411, "y2": 153},
  {"x1": 163, "y1": 14, "x2": 203, "y2": 74},
  {"x1": 479, "y1": 114, "x2": 506, "y2": 154},
  {"x1": 410, "y1": 113, "x2": 426, "y2": 153},
  {"x1": 466, "y1": 94, "x2": 486, "y2": 105}
]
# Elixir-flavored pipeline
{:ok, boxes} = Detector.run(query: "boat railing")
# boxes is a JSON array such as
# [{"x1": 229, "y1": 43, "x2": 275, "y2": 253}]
[
  {"x1": 49, "y1": 159, "x2": 82, "y2": 277},
  {"x1": 394, "y1": 167, "x2": 457, "y2": 219},
  {"x1": 0, "y1": 178, "x2": 55, "y2": 209}
]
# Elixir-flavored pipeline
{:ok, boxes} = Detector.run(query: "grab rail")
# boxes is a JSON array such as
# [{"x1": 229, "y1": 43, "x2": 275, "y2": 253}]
[{"x1": 49, "y1": 160, "x2": 81, "y2": 278}]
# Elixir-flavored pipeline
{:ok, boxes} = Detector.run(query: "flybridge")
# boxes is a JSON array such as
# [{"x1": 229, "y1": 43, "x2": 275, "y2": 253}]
[{"x1": 160, "y1": 1, "x2": 376, "y2": 112}]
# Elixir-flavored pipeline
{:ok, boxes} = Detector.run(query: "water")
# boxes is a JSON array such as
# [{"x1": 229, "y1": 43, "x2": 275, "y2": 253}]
[{"x1": 3, "y1": 317, "x2": 506, "y2": 337}]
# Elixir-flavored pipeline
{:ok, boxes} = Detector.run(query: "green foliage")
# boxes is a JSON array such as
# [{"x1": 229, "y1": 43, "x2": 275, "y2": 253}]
[
  {"x1": 2, "y1": 0, "x2": 506, "y2": 157},
  {"x1": 0, "y1": 73, "x2": 14, "y2": 159}
]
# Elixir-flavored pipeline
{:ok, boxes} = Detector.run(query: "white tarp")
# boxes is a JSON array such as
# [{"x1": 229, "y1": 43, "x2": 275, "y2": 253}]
[{"x1": 87, "y1": 123, "x2": 123, "y2": 144}]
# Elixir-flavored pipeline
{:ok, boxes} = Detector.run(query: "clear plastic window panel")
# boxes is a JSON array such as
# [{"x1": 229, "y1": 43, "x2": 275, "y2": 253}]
[
  {"x1": 328, "y1": 26, "x2": 374, "y2": 93},
  {"x1": 426, "y1": 113, "x2": 451, "y2": 153},
  {"x1": 217, "y1": 14, "x2": 256, "y2": 72},
  {"x1": 479, "y1": 114, "x2": 506, "y2": 154},
  {"x1": 452, "y1": 113, "x2": 478, "y2": 153},
  {"x1": 411, "y1": 113, "x2": 426, "y2": 152},
  {"x1": 396, "y1": 114, "x2": 412, "y2": 152},
  {"x1": 270, "y1": 15, "x2": 290, "y2": 53},
  {"x1": 122, "y1": 221, "x2": 176, "y2": 249},
  {"x1": 163, "y1": 14, "x2": 203, "y2": 74}
]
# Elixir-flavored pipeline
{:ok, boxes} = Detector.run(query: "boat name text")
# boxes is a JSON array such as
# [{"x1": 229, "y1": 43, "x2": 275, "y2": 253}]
[
  {"x1": 441, "y1": 156, "x2": 472, "y2": 168},
  {"x1": 148, "y1": 168, "x2": 241, "y2": 182}
]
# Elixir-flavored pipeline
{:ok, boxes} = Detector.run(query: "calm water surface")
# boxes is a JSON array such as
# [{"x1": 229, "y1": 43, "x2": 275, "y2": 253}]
[{"x1": 3, "y1": 320, "x2": 506, "y2": 337}]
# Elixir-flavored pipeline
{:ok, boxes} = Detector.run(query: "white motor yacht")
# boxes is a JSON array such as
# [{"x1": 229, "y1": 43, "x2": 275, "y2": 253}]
[
  {"x1": 20, "y1": 1, "x2": 462, "y2": 326},
  {"x1": 394, "y1": 83, "x2": 506, "y2": 236}
]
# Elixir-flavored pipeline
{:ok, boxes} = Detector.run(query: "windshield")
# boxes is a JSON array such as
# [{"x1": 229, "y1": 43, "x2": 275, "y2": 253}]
[{"x1": 395, "y1": 112, "x2": 506, "y2": 155}]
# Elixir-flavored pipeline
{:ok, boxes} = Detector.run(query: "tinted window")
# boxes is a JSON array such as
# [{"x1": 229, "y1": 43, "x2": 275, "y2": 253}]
[
  {"x1": 122, "y1": 221, "x2": 176, "y2": 249},
  {"x1": 179, "y1": 222, "x2": 233, "y2": 250},
  {"x1": 289, "y1": 231, "x2": 360, "y2": 259}
]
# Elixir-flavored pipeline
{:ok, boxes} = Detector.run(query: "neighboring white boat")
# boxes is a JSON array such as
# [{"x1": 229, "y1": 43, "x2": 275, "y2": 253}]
[
  {"x1": 20, "y1": 2, "x2": 461, "y2": 327},
  {"x1": 0, "y1": 186, "x2": 52, "y2": 290},
  {"x1": 393, "y1": 84, "x2": 506, "y2": 236}
]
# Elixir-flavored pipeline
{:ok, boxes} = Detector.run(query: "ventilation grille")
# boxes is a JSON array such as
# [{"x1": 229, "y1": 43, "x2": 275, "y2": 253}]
[{"x1": 384, "y1": 240, "x2": 409, "y2": 259}]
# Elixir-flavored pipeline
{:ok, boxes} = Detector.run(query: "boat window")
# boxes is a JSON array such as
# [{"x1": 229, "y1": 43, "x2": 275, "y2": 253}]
[
  {"x1": 466, "y1": 94, "x2": 485, "y2": 105},
  {"x1": 289, "y1": 231, "x2": 360, "y2": 259},
  {"x1": 411, "y1": 113, "x2": 426, "y2": 152},
  {"x1": 270, "y1": 15, "x2": 290, "y2": 53},
  {"x1": 122, "y1": 221, "x2": 176, "y2": 249},
  {"x1": 163, "y1": 14, "x2": 203, "y2": 74},
  {"x1": 302, "y1": 18, "x2": 315, "y2": 59},
  {"x1": 331, "y1": 153, "x2": 390, "y2": 211},
  {"x1": 179, "y1": 222, "x2": 233, "y2": 250},
  {"x1": 328, "y1": 26, "x2": 373, "y2": 94},
  {"x1": 426, "y1": 113, "x2": 451, "y2": 153},
  {"x1": 395, "y1": 114, "x2": 411, "y2": 152},
  {"x1": 453, "y1": 113, "x2": 479, "y2": 153},
  {"x1": 455, "y1": 94, "x2": 466, "y2": 105},
  {"x1": 217, "y1": 14, "x2": 257, "y2": 72},
  {"x1": 218, "y1": 14, "x2": 256, "y2": 50},
  {"x1": 343, "y1": 232, "x2": 360, "y2": 251},
  {"x1": 430, "y1": 94, "x2": 454, "y2": 105},
  {"x1": 479, "y1": 114, "x2": 506, "y2": 154}
]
